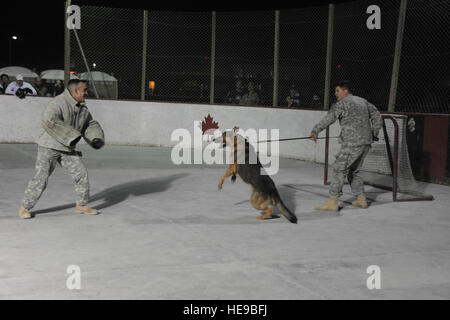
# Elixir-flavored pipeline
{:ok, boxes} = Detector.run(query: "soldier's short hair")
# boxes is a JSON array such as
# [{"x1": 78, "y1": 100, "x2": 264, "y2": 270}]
[
  {"x1": 67, "y1": 79, "x2": 88, "y2": 92},
  {"x1": 336, "y1": 80, "x2": 351, "y2": 92}
]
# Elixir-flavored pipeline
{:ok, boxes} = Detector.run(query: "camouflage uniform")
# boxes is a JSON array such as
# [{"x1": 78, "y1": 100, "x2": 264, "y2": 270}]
[
  {"x1": 21, "y1": 89, "x2": 104, "y2": 210},
  {"x1": 311, "y1": 94, "x2": 382, "y2": 197},
  {"x1": 22, "y1": 146, "x2": 89, "y2": 209}
]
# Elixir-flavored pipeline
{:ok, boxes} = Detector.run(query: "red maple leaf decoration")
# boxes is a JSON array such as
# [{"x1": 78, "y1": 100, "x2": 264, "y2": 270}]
[{"x1": 200, "y1": 114, "x2": 219, "y2": 135}]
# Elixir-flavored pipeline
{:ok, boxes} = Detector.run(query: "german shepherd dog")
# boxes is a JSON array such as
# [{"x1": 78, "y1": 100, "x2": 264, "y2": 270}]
[{"x1": 216, "y1": 127, "x2": 297, "y2": 224}]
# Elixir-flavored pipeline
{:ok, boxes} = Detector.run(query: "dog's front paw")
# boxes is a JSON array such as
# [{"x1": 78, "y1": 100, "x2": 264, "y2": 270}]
[{"x1": 218, "y1": 184, "x2": 223, "y2": 190}]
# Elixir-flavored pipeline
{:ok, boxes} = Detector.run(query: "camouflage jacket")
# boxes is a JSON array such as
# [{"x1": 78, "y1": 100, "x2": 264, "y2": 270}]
[
  {"x1": 311, "y1": 94, "x2": 382, "y2": 147},
  {"x1": 36, "y1": 89, "x2": 105, "y2": 152}
]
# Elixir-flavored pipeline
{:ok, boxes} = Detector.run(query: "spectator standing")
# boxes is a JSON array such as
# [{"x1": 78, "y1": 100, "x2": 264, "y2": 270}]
[
  {"x1": 240, "y1": 81, "x2": 259, "y2": 106},
  {"x1": 51, "y1": 80, "x2": 65, "y2": 96},
  {"x1": 5, "y1": 74, "x2": 37, "y2": 96},
  {"x1": 309, "y1": 93, "x2": 322, "y2": 109},
  {"x1": 34, "y1": 77, "x2": 48, "y2": 97},
  {"x1": 226, "y1": 79, "x2": 244, "y2": 105},
  {"x1": 286, "y1": 84, "x2": 301, "y2": 107}
]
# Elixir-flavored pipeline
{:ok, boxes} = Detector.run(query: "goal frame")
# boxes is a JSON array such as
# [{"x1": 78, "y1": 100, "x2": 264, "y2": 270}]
[{"x1": 323, "y1": 114, "x2": 434, "y2": 202}]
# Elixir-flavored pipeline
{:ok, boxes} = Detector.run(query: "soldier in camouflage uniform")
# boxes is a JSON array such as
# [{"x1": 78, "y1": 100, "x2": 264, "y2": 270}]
[
  {"x1": 310, "y1": 81, "x2": 382, "y2": 211},
  {"x1": 18, "y1": 79, "x2": 105, "y2": 219}
]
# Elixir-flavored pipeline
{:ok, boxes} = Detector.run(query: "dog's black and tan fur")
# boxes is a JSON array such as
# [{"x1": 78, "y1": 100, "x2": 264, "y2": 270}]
[{"x1": 217, "y1": 127, "x2": 297, "y2": 224}]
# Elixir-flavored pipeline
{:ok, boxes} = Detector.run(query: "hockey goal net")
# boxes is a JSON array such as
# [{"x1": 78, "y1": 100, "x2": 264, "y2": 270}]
[{"x1": 324, "y1": 114, "x2": 433, "y2": 201}]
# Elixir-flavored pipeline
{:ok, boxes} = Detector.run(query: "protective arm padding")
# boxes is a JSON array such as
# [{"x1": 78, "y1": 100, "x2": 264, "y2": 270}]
[
  {"x1": 42, "y1": 104, "x2": 82, "y2": 147},
  {"x1": 83, "y1": 118, "x2": 105, "y2": 149}
]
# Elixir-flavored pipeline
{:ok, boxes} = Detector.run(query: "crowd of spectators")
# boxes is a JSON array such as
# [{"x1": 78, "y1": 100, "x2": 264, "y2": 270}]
[
  {"x1": 0, "y1": 69, "x2": 324, "y2": 109},
  {"x1": 0, "y1": 73, "x2": 66, "y2": 98},
  {"x1": 225, "y1": 79, "x2": 323, "y2": 108}
]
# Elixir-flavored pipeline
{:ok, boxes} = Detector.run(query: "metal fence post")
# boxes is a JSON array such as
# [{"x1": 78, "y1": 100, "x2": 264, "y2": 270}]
[
  {"x1": 73, "y1": 29, "x2": 99, "y2": 98},
  {"x1": 388, "y1": 0, "x2": 408, "y2": 112},
  {"x1": 64, "y1": 0, "x2": 71, "y2": 88},
  {"x1": 141, "y1": 10, "x2": 148, "y2": 101},
  {"x1": 323, "y1": 4, "x2": 334, "y2": 110},
  {"x1": 209, "y1": 11, "x2": 216, "y2": 104},
  {"x1": 272, "y1": 10, "x2": 280, "y2": 107}
]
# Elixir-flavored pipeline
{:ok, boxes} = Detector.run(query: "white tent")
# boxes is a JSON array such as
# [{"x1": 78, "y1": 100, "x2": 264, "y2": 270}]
[
  {"x1": 40, "y1": 69, "x2": 79, "y2": 81},
  {"x1": 79, "y1": 71, "x2": 118, "y2": 99},
  {"x1": 0, "y1": 66, "x2": 38, "y2": 79},
  {"x1": 79, "y1": 71, "x2": 117, "y2": 82}
]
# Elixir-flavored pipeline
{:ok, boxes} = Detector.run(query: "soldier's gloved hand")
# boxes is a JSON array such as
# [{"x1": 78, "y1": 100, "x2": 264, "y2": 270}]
[
  {"x1": 91, "y1": 138, "x2": 104, "y2": 150},
  {"x1": 24, "y1": 88, "x2": 33, "y2": 95}
]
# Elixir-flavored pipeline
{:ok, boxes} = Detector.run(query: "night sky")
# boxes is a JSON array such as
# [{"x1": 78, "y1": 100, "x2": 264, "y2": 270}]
[
  {"x1": 0, "y1": 0, "x2": 333, "y2": 72},
  {"x1": 0, "y1": 2, "x2": 65, "y2": 70}
]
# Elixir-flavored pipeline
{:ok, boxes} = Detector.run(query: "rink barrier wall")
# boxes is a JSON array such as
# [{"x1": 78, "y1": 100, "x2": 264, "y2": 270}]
[{"x1": 0, "y1": 95, "x2": 341, "y2": 163}]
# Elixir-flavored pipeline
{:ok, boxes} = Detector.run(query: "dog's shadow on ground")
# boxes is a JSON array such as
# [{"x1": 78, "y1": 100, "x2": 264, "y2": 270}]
[{"x1": 32, "y1": 173, "x2": 189, "y2": 216}]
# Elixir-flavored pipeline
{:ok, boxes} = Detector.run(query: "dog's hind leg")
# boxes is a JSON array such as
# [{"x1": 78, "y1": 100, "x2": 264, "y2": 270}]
[
  {"x1": 255, "y1": 198, "x2": 274, "y2": 220},
  {"x1": 249, "y1": 189, "x2": 259, "y2": 208}
]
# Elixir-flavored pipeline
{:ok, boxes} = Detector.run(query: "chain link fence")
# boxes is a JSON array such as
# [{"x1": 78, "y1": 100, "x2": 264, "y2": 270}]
[
  {"x1": 70, "y1": 6, "x2": 143, "y2": 100},
  {"x1": 331, "y1": 0, "x2": 399, "y2": 111},
  {"x1": 396, "y1": 0, "x2": 450, "y2": 114},
  {"x1": 214, "y1": 10, "x2": 275, "y2": 106},
  {"x1": 279, "y1": 6, "x2": 329, "y2": 109},
  {"x1": 145, "y1": 11, "x2": 211, "y2": 103},
  {"x1": 69, "y1": 1, "x2": 449, "y2": 114}
]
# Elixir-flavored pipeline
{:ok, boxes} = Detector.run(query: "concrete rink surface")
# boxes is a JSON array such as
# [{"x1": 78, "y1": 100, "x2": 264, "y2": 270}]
[{"x1": 0, "y1": 143, "x2": 449, "y2": 300}]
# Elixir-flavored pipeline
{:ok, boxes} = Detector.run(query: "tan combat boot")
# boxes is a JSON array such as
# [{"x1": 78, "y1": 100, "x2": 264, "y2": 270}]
[
  {"x1": 75, "y1": 205, "x2": 98, "y2": 215},
  {"x1": 352, "y1": 193, "x2": 368, "y2": 208},
  {"x1": 315, "y1": 196, "x2": 339, "y2": 211},
  {"x1": 18, "y1": 206, "x2": 32, "y2": 219}
]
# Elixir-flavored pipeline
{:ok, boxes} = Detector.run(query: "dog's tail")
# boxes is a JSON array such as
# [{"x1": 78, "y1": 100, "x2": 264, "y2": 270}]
[{"x1": 276, "y1": 198, "x2": 298, "y2": 224}]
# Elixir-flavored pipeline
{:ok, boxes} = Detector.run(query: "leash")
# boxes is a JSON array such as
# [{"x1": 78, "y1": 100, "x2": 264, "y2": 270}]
[{"x1": 256, "y1": 136, "x2": 339, "y2": 143}]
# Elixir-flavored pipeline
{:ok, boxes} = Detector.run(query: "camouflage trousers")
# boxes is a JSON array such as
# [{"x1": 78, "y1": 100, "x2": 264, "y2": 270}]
[
  {"x1": 22, "y1": 146, "x2": 89, "y2": 210},
  {"x1": 329, "y1": 145, "x2": 371, "y2": 197}
]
